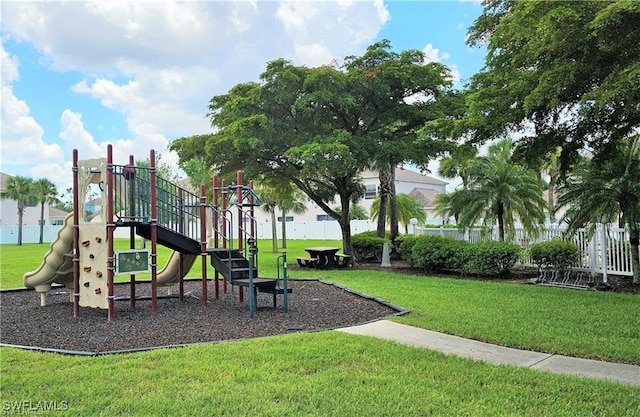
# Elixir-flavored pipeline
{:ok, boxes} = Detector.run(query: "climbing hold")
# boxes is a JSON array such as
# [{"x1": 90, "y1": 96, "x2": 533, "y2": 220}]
[
  {"x1": 95, "y1": 288, "x2": 102, "y2": 294},
  {"x1": 82, "y1": 240, "x2": 90, "y2": 247},
  {"x1": 95, "y1": 237, "x2": 102, "y2": 243},
  {"x1": 89, "y1": 254, "x2": 95, "y2": 259},
  {"x1": 95, "y1": 271, "x2": 103, "y2": 278},
  {"x1": 83, "y1": 266, "x2": 92, "y2": 272},
  {"x1": 83, "y1": 282, "x2": 90, "y2": 288}
]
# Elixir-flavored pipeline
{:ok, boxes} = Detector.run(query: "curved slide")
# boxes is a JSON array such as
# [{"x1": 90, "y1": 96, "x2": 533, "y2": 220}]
[
  {"x1": 24, "y1": 213, "x2": 75, "y2": 294},
  {"x1": 157, "y1": 251, "x2": 199, "y2": 286}
]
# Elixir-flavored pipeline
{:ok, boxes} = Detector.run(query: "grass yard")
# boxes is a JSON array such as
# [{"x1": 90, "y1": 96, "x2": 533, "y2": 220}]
[
  {"x1": 1, "y1": 239, "x2": 639, "y2": 415},
  {"x1": 1, "y1": 333, "x2": 639, "y2": 416}
]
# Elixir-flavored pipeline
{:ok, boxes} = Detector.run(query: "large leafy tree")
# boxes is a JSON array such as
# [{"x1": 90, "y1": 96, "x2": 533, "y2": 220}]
[
  {"x1": 557, "y1": 137, "x2": 640, "y2": 283},
  {"x1": 465, "y1": 1, "x2": 640, "y2": 169},
  {"x1": 33, "y1": 178, "x2": 58, "y2": 244},
  {"x1": 342, "y1": 41, "x2": 453, "y2": 240},
  {"x1": 0, "y1": 176, "x2": 35, "y2": 245},
  {"x1": 171, "y1": 41, "x2": 453, "y2": 255},
  {"x1": 435, "y1": 139, "x2": 546, "y2": 241}
]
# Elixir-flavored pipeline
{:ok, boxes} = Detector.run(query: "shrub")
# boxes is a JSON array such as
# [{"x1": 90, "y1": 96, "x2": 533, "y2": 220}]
[
  {"x1": 465, "y1": 241, "x2": 522, "y2": 275},
  {"x1": 529, "y1": 239, "x2": 581, "y2": 271},
  {"x1": 352, "y1": 232, "x2": 389, "y2": 262},
  {"x1": 396, "y1": 234, "x2": 419, "y2": 262},
  {"x1": 411, "y1": 235, "x2": 470, "y2": 272}
]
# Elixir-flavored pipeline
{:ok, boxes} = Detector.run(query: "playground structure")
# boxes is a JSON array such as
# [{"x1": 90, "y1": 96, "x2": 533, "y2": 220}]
[{"x1": 23, "y1": 145, "x2": 290, "y2": 321}]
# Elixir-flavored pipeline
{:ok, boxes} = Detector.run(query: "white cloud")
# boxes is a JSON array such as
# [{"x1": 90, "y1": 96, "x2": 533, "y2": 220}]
[
  {"x1": 0, "y1": 43, "x2": 64, "y2": 180},
  {"x1": 1, "y1": 0, "x2": 390, "y2": 193},
  {"x1": 276, "y1": 0, "x2": 390, "y2": 66},
  {"x1": 1, "y1": 46, "x2": 20, "y2": 86},
  {"x1": 422, "y1": 43, "x2": 461, "y2": 85}
]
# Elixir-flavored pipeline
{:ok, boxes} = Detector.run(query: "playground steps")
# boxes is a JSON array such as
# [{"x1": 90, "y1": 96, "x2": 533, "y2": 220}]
[{"x1": 208, "y1": 248, "x2": 258, "y2": 282}]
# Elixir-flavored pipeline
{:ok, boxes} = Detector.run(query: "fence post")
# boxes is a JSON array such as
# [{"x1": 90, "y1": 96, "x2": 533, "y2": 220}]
[{"x1": 600, "y1": 223, "x2": 608, "y2": 283}]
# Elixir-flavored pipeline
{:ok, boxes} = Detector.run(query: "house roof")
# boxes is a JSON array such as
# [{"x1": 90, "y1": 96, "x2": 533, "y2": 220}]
[
  {"x1": 49, "y1": 207, "x2": 71, "y2": 218},
  {"x1": 409, "y1": 188, "x2": 440, "y2": 208},
  {"x1": 361, "y1": 167, "x2": 447, "y2": 186},
  {"x1": 0, "y1": 172, "x2": 12, "y2": 190}
]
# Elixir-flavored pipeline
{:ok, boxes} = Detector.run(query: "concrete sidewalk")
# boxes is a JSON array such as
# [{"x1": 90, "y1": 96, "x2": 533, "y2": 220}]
[{"x1": 337, "y1": 320, "x2": 640, "y2": 386}]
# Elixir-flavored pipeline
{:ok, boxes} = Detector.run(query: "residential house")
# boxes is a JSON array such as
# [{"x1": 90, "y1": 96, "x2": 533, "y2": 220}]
[
  {"x1": 251, "y1": 167, "x2": 448, "y2": 225},
  {"x1": 0, "y1": 172, "x2": 42, "y2": 226}
]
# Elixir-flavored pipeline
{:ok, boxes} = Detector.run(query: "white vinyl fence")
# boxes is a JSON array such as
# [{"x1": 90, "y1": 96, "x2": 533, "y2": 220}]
[
  {"x1": 416, "y1": 224, "x2": 635, "y2": 277},
  {"x1": 6, "y1": 221, "x2": 634, "y2": 278}
]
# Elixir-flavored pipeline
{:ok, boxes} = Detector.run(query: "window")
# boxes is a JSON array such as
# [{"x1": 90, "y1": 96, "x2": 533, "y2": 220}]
[
  {"x1": 51, "y1": 219, "x2": 64, "y2": 226},
  {"x1": 316, "y1": 214, "x2": 331, "y2": 221},
  {"x1": 277, "y1": 216, "x2": 294, "y2": 222},
  {"x1": 365, "y1": 184, "x2": 377, "y2": 200}
]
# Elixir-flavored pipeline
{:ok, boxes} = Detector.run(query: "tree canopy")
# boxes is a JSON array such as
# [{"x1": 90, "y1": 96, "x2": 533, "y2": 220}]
[
  {"x1": 465, "y1": 0, "x2": 640, "y2": 169},
  {"x1": 171, "y1": 40, "x2": 455, "y2": 254}
]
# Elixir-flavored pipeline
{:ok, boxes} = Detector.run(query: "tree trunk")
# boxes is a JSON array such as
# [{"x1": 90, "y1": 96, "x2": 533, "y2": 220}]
[
  {"x1": 39, "y1": 202, "x2": 45, "y2": 244},
  {"x1": 17, "y1": 207, "x2": 24, "y2": 246},
  {"x1": 270, "y1": 209, "x2": 278, "y2": 253},
  {"x1": 339, "y1": 194, "x2": 354, "y2": 266},
  {"x1": 281, "y1": 209, "x2": 288, "y2": 249},
  {"x1": 377, "y1": 166, "x2": 392, "y2": 238},
  {"x1": 629, "y1": 228, "x2": 640, "y2": 284},
  {"x1": 497, "y1": 203, "x2": 505, "y2": 242},
  {"x1": 548, "y1": 175, "x2": 556, "y2": 224},
  {"x1": 389, "y1": 169, "x2": 399, "y2": 241}
]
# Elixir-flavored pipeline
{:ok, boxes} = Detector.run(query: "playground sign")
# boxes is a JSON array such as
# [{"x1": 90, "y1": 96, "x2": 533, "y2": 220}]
[{"x1": 114, "y1": 250, "x2": 151, "y2": 275}]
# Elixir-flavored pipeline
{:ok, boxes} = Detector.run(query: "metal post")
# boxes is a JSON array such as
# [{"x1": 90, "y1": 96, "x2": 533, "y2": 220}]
[
  {"x1": 213, "y1": 174, "x2": 219, "y2": 299},
  {"x1": 248, "y1": 242, "x2": 257, "y2": 317},
  {"x1": 221, "y1": 178, "x2": 228, "y2": 294},
  {"x1": 106, "y1": 145, "x2": 115, "y2": 322},
  {"x1": 200, "y1": 183, "x2": 208, "y2": 306},
  {"x1": 236, "y1": 170, "x2": 243, "y2": 303},
  {"x1": 128, "y1": 155, "x2": 136, "y2": 309},
  {"x1": 236, "y1": 170, "x2": 243, "y2": 252},
  {"x1": 178, "y1": 188, "x2": 184, "y2": 301},
  {"x1": 282, "y1": 251, "x2": 288, "y2": 313},
  {"x1": 150, "y1": 149, "x2": 158, "y2": 314},
  {"x1": 72, "y1": 150, "x2": 80, "y2": 317}
]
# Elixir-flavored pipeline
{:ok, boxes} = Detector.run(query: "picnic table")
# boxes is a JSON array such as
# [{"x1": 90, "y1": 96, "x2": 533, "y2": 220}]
[{"x1": 296, "y1": 246, "x2": 352, "y2": 269}]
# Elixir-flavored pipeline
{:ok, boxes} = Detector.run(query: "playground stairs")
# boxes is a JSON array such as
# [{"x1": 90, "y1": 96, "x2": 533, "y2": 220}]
[{"x1": 209, "y1": 248, "x2": 272, "y2": 287}]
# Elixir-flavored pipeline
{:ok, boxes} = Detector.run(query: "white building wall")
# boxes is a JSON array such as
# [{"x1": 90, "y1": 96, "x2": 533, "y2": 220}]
[{"x1": 0, "y1": 200, "x2": 46, "y2": 226}]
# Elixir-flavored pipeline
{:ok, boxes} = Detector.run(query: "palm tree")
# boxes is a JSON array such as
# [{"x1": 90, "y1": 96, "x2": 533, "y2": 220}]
[
  {"x1": 0, "y1": 176, "x2": 35, "y2": 245},
  {"x1": 557, "y1": 136, "x2": 640, "y2": 284},
  {"x1": 256, "y1": 181, "x2": 306, "y2": 252},
  {"x1": 257, "y1": 184, "x2": 279, "y2": 253},
  {"x1": 541, "y1": 147, "x2": 562, "y2": 224},
  {"x1": 435, "y1": 139, "x2": 546, "y2": 241},
  {"x1": 276, "y1": 188, "x2": 306, "y2": 249},
  {"x1": 437, "y1": 143, "x2": 479, "y2": 187},
  {"x1": 33, "y1": 178, "x2": 58, "y2": 244},
  {"x1": 371, "y1": 193, "x2": 426, "y2": 234}
]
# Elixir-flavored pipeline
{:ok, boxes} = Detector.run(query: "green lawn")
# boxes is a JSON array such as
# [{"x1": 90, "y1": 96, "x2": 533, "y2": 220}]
[{"x1": 1, "y1": 239, "x2": 639, "y2": 415}]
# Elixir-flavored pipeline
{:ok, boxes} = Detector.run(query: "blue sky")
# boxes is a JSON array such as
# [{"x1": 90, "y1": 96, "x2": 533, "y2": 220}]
[{"x1": 1, "y1": 0, "x2": 486, "y2": 194}]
